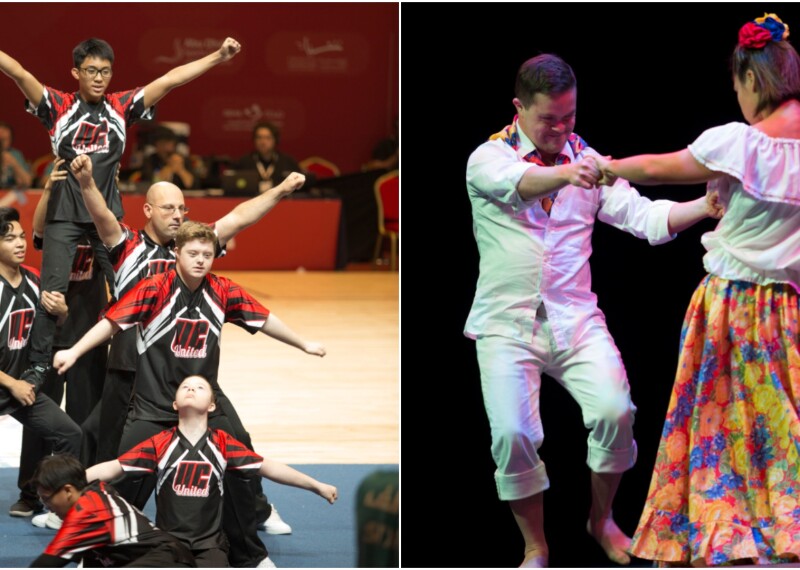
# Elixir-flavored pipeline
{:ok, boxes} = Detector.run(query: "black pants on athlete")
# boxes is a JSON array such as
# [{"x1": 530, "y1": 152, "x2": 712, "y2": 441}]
[
  {"x1": 28, "y1": 221, "x2": 115, "y2": 366},
  {"x1": 8, "y1": 392, "x2": 81, "y2": 502},
  {"x1": 18, "y1": 342, "x2": 106, "y2": 502}
]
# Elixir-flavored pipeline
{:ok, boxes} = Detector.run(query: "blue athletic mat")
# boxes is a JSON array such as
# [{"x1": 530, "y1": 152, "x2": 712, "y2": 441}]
[{"x1": 0, "y1": 464, "x2": 397, "y2": 568}]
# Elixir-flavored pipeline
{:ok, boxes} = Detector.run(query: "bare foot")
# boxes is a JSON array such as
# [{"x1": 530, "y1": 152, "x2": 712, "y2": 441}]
[
  {"x1": 586, "y1": 517, "x2": 631, "y2": 565},
  {"x1": 520, "y1": 547, "x2": 548, "y2": 568}
]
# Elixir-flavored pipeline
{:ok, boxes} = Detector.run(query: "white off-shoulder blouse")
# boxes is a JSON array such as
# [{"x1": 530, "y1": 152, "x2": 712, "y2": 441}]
[{"x1": 689, "y1": 122, "x2": 800, "y2": 292}]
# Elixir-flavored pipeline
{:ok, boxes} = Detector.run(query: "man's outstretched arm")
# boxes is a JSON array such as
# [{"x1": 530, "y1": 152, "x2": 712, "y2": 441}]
[{"x1": 214, "y1": 172, "x2": 305, "y2": 245}]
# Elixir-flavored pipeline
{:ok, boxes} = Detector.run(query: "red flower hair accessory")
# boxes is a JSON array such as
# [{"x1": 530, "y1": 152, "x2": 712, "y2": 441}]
[
  {"x1": 739, "y1": 13, "x2": 790, "y2": 49},
  {"x1": 739, "y1": 21, "x2": 773, "y2": 49}
]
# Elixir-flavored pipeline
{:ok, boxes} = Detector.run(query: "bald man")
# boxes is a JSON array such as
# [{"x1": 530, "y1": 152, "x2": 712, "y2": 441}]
[{"x1": 69, "y1": 154, "x2": 304, "y2": 567}]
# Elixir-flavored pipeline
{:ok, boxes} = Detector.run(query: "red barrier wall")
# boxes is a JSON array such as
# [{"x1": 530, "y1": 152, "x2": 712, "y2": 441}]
[
  {"x1": 9, "y1": 191, "x2": 342, "y2": 271},
  {"x1": 0, "y1": 2, "x2": 399, "y2": 175}
]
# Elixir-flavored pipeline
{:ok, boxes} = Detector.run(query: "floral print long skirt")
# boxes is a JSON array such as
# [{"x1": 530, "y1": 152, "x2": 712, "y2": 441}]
[{"x1": 629, "y1": 275, "x2": 800, "y2": 565}]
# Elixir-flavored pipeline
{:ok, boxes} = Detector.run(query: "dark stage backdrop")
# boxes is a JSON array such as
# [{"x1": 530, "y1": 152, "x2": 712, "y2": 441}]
[
  {"x1": 0, "y1": 2, "x2": 398, "y2": 174},
  {"x1": 402, "y1": 3, "x2": 800, "y2": 568}
]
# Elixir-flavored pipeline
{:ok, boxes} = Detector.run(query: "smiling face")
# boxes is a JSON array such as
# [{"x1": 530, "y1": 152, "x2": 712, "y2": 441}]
[
  {"x1": 0, "y1": 221, "x2": 26, "y2": 269},
  {"x1": 514, "y1": 88, "x2": 577, "y2": 163}
]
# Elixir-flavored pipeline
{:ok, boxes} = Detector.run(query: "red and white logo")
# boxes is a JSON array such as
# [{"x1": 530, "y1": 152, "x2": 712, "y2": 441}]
[
  {"x1": 171, "y1": 318, "x2": 210, "y2": 358},
  {"x1": 8, "y1": 309, "x2": 34, "y2": 350},
  {"x1": 70, "y1": 245, "x2": 94, "y2": 282},
  {"x1": 147, "y1": 259, "x2": 175, "y2": 276},
  {"x1": 72, "y1": 119, "x2": 111, "y2": 154},
  {"x1": 172, "y1": 460, "x2": 212, "y2": 497}
]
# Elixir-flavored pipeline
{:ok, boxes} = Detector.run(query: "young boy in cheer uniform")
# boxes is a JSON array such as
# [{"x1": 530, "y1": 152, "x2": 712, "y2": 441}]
[
  {"x1": 87, "y1": 375, "x2": 337, "y2": 567},
  {"x1": 30, "y1": 454, "x2": 196, "y2": 568}
]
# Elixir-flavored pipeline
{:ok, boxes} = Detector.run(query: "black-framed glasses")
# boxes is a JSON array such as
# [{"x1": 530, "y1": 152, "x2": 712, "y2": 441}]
[
  {"x1": 79, "y1": 66, "x2": 113, "y2": 79},
  {"x1": 148, "y1": 203, "x2": 189, "y2": 215},
  {"x1": 38, "y1": 485, "x2": 65, "y2": 505}
]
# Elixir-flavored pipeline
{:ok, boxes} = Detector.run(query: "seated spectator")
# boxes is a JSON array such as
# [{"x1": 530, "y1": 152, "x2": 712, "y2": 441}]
[
  {"x1": 140, "y1": 126, "x2": 195, "y2": 189},
  {"x1": 0, "y1": 120, "x2": 32, "y2": 188},
  {"x1": 364, "y1": 117, "x2": 398, "y2": 171},
  {"x1": 236, "y1": 121, "x2": 314, "y2": 193}
]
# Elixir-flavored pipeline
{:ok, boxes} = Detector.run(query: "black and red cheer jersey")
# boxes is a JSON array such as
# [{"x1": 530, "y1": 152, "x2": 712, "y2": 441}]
[
  {"x1": 105, "y1": 224, "x2": 226, "y2": 371},
  {"x1": 42, "y1": 480, "x2": 192, "y2": 567},
  {"x1": 26, "y1": 86, "x2": 154, "y2": 223},
  {"x1": 0, "y1": 265, "x2": 40, "y2": 380},
  {"x1": 104, "y1": 270, "x2": 269, "y2": 421},
  {"x1": 119, "y1": 427, "x2": 262, "y2": 550}
]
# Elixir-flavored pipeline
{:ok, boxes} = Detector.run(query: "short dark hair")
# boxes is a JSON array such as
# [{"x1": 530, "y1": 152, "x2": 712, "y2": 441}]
[
  {"x1": 0, "y1": 207, "x2": 20, "y2": 237},
  {"x1": 252, "y1": 121, "x2": 281, "y2": 145},
  {"x1": 31, "y1": 454, "x2": 88, "y2": 493},
  {"x1": 732, "y1": 39, "x2": 800, "y2": 115},
  {"x1": 73, "y1": 38, "x2": 114, "y2": 68},
  {"x1": 515, "y1": 54, "x2": 577, "y2": 108}
]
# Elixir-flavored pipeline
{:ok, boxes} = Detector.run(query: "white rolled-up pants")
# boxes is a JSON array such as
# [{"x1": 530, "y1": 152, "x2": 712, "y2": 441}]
[{"x1": 476, "y1": 312, "x2": 637, "y2": 501}]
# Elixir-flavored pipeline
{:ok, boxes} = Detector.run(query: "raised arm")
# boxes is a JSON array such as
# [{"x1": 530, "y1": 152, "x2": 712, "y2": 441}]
[
  {"x1": 53, "y1": 319, "x2": 120, "y2": 375},
  {"x1": 214, "y1": 172, "x2": 305, "y2": 245},
  {"x1": 33, "y1": 157, "x2": 65, "y2": 235},
  {"x1": 259, "y1": 458, "x2": 338, "y2": 504},
  {"x1": 86, "y1": 459, "x2": 124, "y2": 483},
  {"x1": 260, "y1": 313, "x2": 326, "y2": 356},
  {"x1": 0, "y1": 48, "x2": 44, "y2": 104},
  {"x1": 143, "y1": 38, "x2": 241, "y2": 108},
  {"x1": 603, "y1": 149, "x2": 718, "y2": 185},
  {"x1": 71, "y1": 154, "x2": 123, "y2": 247}
]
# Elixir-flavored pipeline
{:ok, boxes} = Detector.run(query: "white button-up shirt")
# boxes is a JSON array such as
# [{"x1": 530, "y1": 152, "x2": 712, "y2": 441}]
[{"x1": 464, "y1": 123, "x2": 676, "y2": 350}]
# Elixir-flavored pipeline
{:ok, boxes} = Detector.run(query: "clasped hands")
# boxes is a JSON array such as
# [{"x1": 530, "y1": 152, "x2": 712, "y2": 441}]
[
  {"x1": 568, "y1": 155, "x2": 724, "y2": 220},
  {"x1": 566, "y1": 155, "x2": 616, "y2": 189}
]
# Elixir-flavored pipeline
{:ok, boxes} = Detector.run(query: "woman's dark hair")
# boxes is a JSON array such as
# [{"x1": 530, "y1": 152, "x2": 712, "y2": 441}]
[{"x1": 732, "y1": 39, "x2": 800, "y2": 115}]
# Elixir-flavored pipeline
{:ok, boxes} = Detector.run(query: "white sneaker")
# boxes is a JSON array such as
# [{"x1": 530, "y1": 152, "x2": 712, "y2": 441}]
[
  {"x1": 31, "y1": 511, "x2": 62, "y2": 530},
  {"x1": 256, "y1": 556, "x2": 277, "y2": 568},
  {"x1": 259, "y1": 504, "x2": 292, "y2": 535}
]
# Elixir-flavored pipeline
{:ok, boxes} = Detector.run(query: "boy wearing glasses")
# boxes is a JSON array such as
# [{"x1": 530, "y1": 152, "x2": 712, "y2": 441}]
[
  {"x1": 0, "y1": 36, "x2": 241, "y2": 391},
  {"x1": 30, "y1": 454, "x2": 196, "y2": 568}
]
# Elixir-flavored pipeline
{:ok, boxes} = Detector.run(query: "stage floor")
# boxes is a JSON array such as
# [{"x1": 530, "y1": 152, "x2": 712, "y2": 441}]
[{"x1": 0, "y1": 270, "x2": 399, "y2": 467}]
